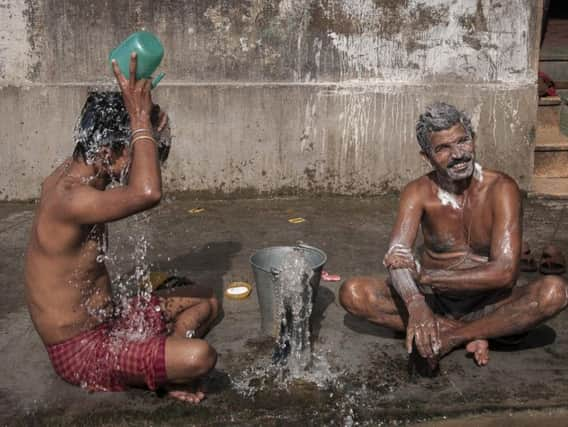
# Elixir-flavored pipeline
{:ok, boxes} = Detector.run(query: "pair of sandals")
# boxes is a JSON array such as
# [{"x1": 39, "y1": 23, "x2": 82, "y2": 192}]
[{"x1": 521, "y1": 242, "x2": 566, "y2": 275}]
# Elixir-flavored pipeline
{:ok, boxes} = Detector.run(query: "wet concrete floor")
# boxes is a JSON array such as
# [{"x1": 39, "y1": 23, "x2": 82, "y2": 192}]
[{"x1": 1, "y1": 194, "x2": 568, "y2": 426}]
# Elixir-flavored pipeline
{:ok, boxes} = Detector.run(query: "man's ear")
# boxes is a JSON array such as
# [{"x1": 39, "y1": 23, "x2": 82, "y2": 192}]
[{"x1": 420, "y1": 150, "x2": 432, "y2": 167}]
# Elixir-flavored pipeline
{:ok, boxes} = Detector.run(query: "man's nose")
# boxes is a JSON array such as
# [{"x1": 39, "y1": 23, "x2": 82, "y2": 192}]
[
  {"x1": 450, "y1": 145, "x2": 468, "y2": 158},
  {"x1": 450, "y1": 147, "x2": 462, "y2": 158}
]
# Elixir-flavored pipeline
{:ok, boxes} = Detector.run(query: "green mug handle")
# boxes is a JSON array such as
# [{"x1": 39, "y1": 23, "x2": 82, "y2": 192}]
[{"x1": 152, "y1": 72, "x2": 166, "y2": 89}]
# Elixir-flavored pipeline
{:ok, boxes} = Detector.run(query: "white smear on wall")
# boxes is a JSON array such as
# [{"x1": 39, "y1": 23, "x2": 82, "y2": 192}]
[
  {"x1": 338, "y1": 92, "x2": 374, "y2": 172},
  {"x1": 301, "y1": 93, "x2": 318, "y2": 153},
  {"x1": 313, "y1": 37, "x2": 323, "y2": 77},
  {"x1": 204, "y1": 6, "x2": 232, "y2": 32},
  {"x1": 278, "y1": 0, "x2": 296, "y2": 17},
  {"x1": 0, "y1": 0, "x2": 31, "y2": 84},
  {"x1": 470, "y1": 103, "x2": 482, "y2": 132},
  {"x1": 338, "y1": 0, "x2": 378, "y2": 22},
  {"x1": 327, "y1": 0, "x2": 531, "y2": 83}
]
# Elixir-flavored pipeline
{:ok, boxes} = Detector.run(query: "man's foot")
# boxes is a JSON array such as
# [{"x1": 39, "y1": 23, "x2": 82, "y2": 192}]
[
  {"x1": 168, "y1": 389, "x2": 205, "y2": 403},
  {"x1": 165, "y1": 381, "x2": 206, "y2": 404},
  {"x1": 411, "y1": 317, "x2": 487, "y2": 375},
  {"x1": 465, "y1": 339, "x2": 489, "y2": 366},
  {"x1": 428, "y1": 316, "x2": 472, "y2": 369},
  {"x1": 437, "y1": 316, "x2": 462, "y2": 333}
]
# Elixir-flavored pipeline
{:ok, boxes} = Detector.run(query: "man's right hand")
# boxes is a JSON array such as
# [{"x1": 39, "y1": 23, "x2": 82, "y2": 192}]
[
  {"x1": 405, "y1": 298, "x2": 441, "y2": 359},
  {"x1": 112, "y1": 52, "x2": 153, "y2": 129}
]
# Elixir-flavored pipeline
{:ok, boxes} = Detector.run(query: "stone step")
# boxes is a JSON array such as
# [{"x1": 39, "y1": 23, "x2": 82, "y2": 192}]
[
  {"x1": 529, "y1": 177, "x2": 568, "y2": 199},
  {"x1": 539, "y1": 96, "x2": 561, "y2": 106},
  {"x1": 535, "y1": 105, "x2": 568, "y2": 148},
  {"x1": 534, "y1": 130, "x2": 568, "y2": 151},
  {"x1": 534, "y1": 105, "x2": 568, "y2": 178},
  {"x1": 534, "y1": 151, "x2": 568, "y2": 177}
]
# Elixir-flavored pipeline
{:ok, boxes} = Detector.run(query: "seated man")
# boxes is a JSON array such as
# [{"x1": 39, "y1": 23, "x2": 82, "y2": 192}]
[
  {"x1": 24, "y1": 54, "x2": 219, "y2": 402},
  {"x1": 339, "y1": 102, "x2": 568, "y2": 369}
]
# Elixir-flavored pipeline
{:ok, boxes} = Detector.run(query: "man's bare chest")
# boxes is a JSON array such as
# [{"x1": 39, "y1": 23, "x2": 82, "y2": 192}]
[{"x1": 422, "y1": 204, "x2": 492, "y2": 254}]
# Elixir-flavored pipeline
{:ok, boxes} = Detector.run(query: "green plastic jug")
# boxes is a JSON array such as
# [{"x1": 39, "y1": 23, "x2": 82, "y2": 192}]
[{"x1": 109, "y1": 31, "x2": 165, "y2": 88}]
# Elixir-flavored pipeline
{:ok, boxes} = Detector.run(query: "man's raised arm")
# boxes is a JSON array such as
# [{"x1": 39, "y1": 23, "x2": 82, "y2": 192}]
[{"x1": 58, "y1": 53, "x2": 164, "y2": 225}]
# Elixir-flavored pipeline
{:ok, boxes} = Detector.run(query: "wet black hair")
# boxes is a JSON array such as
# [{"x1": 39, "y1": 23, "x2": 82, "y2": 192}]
[
  {"x1": 73, "y1": 92, "x2": 131, "y2": 162},
  {"x1": 73, "y1": 91, "x2": 171, "y2": 163}
]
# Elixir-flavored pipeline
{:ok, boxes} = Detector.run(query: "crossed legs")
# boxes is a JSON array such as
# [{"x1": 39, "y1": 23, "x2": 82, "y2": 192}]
[{"x1": 339, "y1": 275, "x2": 568, "y2": 366}]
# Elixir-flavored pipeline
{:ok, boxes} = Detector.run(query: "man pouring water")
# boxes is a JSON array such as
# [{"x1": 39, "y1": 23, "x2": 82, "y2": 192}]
[
  {"x1": 24, "y1": 53, "x2": 219, "y2": 402},
  {"x1": 339, "y1": 102, "x2": 568, "y2": 371}
]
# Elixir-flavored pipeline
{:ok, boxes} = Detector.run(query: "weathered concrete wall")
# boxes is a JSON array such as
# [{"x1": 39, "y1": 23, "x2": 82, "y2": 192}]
[{"x1": 0, "y1": 0, "x2": 540, "y2": 200}]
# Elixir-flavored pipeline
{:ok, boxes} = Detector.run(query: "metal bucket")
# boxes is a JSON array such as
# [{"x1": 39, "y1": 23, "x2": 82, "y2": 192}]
[{"x1": 250, "y1": 244, "x2": 327, "y2": 336}]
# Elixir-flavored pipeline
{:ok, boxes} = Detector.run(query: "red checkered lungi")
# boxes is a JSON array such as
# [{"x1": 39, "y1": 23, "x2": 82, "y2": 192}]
[{"x1": 46, "y1": 296, "x2": 168, "y2": 392}]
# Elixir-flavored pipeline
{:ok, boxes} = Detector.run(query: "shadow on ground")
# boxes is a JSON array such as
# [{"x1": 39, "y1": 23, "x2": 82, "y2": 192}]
[{"x1": 153, "y1": 240, "x2": 243, "y2": 302}]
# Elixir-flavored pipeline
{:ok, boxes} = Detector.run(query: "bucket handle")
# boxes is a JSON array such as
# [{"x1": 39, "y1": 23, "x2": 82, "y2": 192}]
[
  {"x1": 271, "y1": 267, "x2": 282, "y2": 278},
  {"x1": 296, "y1": 241, "x2": 315, "y2": 251}
]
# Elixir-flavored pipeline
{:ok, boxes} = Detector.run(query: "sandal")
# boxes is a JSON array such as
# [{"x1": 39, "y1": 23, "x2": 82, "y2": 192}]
[
  {"x1": 321, "y1": 271, "x2": 341, "y2": 282},
  {"x1": 520, "y1": 241, "x2": 537, "y2": 272},
  {"x1": 149, "y1": 272, "x2": 194, "y2": 290},
  {"x1": 539, "y1": 244, "x2": 566, "y2": 275}
]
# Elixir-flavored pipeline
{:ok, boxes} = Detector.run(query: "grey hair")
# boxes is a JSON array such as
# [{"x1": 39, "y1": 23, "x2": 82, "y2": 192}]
[{"x1": 416, "y1": 102, "x2": 475, "y2": 154}]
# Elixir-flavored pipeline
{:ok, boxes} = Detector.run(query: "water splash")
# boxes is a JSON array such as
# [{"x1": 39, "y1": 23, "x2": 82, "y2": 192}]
[
  {"x1": 77, "y1": 213, "x2": 157, "y2": 344},
  {"x1": 112, "y1": 229, "x2": 155, "y2": 321},
  {"x1": 232, "y1": 249, "x2": 338, "y2": 397},
  {"x1": 272, "y1": 249, "x2": 314, "y2": 377}
]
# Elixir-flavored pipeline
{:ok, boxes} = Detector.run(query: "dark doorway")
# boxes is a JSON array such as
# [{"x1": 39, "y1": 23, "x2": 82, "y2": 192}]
[{"x1": 541, "y1": 0, "x2": 568, "y2": 69}]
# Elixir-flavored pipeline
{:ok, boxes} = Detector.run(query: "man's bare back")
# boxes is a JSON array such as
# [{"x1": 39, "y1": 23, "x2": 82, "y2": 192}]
[
  {"x1": 25, "y1": 160, "x2": 112, "y2": 345},
  {"x1": 25, "y1": 161, "x2": 114, "y2": 345}
]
